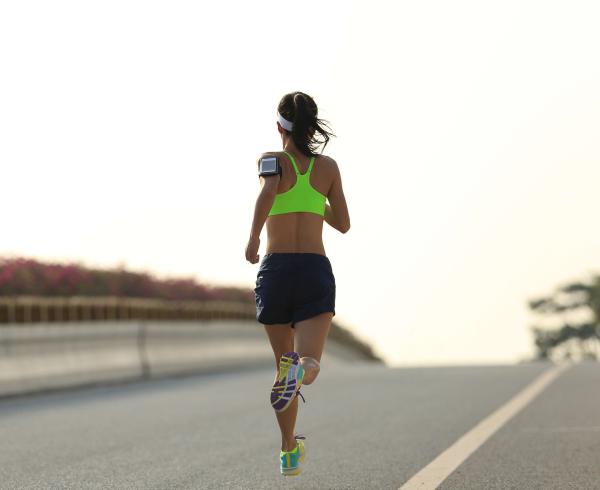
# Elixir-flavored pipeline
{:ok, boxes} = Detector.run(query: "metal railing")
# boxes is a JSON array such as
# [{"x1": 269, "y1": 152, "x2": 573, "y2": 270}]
[{"x1": 0, "y1": 296, "x2": 255, "y2": 324}]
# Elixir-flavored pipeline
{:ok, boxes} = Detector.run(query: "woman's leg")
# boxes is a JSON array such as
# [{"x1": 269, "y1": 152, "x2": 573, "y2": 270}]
[
  {"x1": 294, "y1": 312, "x2": 334, "y2": 385},
  {"x1": 263, "y1": 323, "x2": 299, "y2": 452}
]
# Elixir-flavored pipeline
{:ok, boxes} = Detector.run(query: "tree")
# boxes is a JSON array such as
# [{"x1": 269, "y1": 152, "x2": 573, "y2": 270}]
[{"x1": 528, "y1": 275, "x2": 600, "y2": 360}]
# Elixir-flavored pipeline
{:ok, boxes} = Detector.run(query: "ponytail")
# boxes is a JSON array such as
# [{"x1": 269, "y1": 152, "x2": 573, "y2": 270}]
[{"x1": 277, "y1": 92, "x2": 335, "y2": 157}]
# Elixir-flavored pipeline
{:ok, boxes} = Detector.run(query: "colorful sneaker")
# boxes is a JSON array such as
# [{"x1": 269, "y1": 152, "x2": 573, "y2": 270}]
[
  {"x1": 271, "y1": 352, "x2": 305, "y2": 412},
  {"x1": 280, "y1": 440, "x2": 302, "y2": 476},
  {"x1": 295, "y1": 434, "x2": 306, "y2": 463}
]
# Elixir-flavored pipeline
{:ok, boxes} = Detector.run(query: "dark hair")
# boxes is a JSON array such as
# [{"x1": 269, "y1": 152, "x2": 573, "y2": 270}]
[{"x1": 277, "y1": 91, "x2": 335, "y2": 157}]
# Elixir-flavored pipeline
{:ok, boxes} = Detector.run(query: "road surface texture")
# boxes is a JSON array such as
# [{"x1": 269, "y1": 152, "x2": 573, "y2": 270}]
[{"x1": 0, "y1": 361, "x2": 598, "y2": 489}]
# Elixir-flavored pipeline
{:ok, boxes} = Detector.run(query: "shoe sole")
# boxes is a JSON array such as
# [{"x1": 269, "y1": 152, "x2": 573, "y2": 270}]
[{"x1": 271, "y1": 353, "x2": 304, "y2": 413}]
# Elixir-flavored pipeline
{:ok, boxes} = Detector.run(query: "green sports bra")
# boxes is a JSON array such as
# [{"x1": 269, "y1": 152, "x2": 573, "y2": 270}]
[{"x1": 268, "y1": 151, "x2": 327, "y2": 217}]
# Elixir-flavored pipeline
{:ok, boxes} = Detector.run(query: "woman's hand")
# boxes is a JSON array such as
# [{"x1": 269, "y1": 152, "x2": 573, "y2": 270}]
[{"x1": 245, "y1": 235, "x2": 260, "y2": 264}]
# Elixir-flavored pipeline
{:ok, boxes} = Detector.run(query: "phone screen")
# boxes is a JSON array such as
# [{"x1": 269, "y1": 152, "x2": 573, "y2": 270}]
[{"x1": 260, "y1": 157, "x2": 277, "y2": 173}]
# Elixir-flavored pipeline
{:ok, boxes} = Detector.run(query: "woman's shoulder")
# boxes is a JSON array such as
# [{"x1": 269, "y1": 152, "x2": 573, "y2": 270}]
[
  {"x1": 316, "y1": 154, "x2": 339, "y2": 173},
  {"x1": 316, "y1": 153, "x2": 337, "y2": 164},
  {"x1": 257, "y1": 151, "x2": 338, "y2": 170},
  {"x1": 255, "y1": 151, "x2": 286, "y2": 168},
  {"x1": 258, "y1": 150, "x2": 335, "y2": 158},
  {"x1": 257, "y1": 150, "x2": 280, "y2": 157},
  {"x1": 256, "y1": 150, "x2": 287, "y2": 162}
]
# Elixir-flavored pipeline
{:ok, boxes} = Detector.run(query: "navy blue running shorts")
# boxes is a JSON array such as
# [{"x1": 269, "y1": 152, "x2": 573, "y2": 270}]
[{"x1": 254, "y1": 252, "x2": 336, "y2": 328}]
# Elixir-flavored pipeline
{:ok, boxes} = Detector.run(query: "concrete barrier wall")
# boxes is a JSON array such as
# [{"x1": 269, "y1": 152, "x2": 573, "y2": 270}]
[
  {"x1": 0, "y1": 317, "x2": 380, "y2": 399},
  {"x1": 143, "y1": 321, "x2": 273, "y2": 377},
  {"x1": 0, "y1": 320, "x2": 273, "y2": 398}
]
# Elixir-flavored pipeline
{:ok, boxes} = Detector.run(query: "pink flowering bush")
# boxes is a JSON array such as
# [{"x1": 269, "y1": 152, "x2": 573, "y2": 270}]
[{"x1": 0, "y1": 257, "x2": 254, "y2": 303}]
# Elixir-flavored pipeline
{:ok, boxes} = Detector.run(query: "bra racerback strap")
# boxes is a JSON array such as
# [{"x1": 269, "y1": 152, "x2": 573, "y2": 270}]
[
  {"x1": 307, "y1": 157, "x2": 315, "y2": 174},
  {"x1": 283, "y1": 151, "x2": 300, "y2": 174}
]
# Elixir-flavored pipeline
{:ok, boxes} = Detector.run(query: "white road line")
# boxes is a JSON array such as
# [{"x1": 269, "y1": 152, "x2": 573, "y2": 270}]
[{"x1": 399, "y1": 362, "x2": 572, "y2": 490}]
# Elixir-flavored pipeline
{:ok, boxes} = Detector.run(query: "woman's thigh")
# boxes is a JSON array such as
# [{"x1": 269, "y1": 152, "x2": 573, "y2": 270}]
[
  {"x1": 263, "y1": 324, "x2": 294, "y2": 367},
  {"x1": 293, "y1": 312, "x2": 333, "y2": 362}
]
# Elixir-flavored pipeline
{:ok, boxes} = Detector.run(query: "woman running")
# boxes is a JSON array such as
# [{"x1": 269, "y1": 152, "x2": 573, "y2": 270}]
[{"x1": 245, "y1": 91, "x2": 350, "y2": 476}]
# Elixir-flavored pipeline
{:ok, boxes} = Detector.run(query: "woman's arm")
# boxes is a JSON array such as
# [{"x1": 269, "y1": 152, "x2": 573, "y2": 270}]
[
  {"x1": 246, "y1": 158, "x2": 280, "y2": 263},
  {"x1": 249, "y1": 184, "x2": 277, "y2": 240},
  {"x1": 325, "y1": 159, "x2": 350, "y2": 233},
  {"x1": 324, "y1": 203, "x2": 343, "y2": 232}
]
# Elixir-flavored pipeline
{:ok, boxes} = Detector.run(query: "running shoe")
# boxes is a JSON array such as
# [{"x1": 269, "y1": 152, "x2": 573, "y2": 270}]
[
  {"x1": 280, "y1": 438, "x2": 303, "y2": 476},
  {"x1": 295, "y1": 434, "x2": 306, "y2": 463},
  {"x1": 271, "y1": 351, "x2": 305, "y2": 412}
]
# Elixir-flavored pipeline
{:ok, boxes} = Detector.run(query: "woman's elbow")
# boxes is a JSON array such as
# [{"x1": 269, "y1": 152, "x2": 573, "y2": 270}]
[{"x1": 340, "y1": 221, "x2": 351, "y2": 234}]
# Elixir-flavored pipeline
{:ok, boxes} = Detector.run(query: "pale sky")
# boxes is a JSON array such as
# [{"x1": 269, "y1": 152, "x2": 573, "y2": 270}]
[{"x1": 2, "y1": 1, "x2": 600, "y2": 366}]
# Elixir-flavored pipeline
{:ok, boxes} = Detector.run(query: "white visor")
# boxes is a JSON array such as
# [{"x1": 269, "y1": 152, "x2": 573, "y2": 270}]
[{"x1": 278, "y1": 112, "x2": 294, "y2": 131}]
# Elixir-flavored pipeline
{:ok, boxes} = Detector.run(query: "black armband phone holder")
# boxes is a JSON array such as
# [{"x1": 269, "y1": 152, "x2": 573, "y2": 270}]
[{"x1": 258, "y1": 156, "x2": 282, "y2": 177}]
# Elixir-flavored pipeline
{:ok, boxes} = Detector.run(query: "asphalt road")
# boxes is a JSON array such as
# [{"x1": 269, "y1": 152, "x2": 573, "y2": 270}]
[{"x1": 0, "y1": 361, "x2": 598, "y2": 489}]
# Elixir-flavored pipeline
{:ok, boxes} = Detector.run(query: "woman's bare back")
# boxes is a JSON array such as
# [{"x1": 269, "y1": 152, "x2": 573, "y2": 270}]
[{"x1": 265, "y1": 151, "x2": 336, "y2": 255}]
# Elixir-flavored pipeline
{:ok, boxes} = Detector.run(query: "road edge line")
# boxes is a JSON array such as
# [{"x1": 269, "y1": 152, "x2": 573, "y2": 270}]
[{"x1": 399, "y1": 362, "x2": 572, "y2": 490}]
